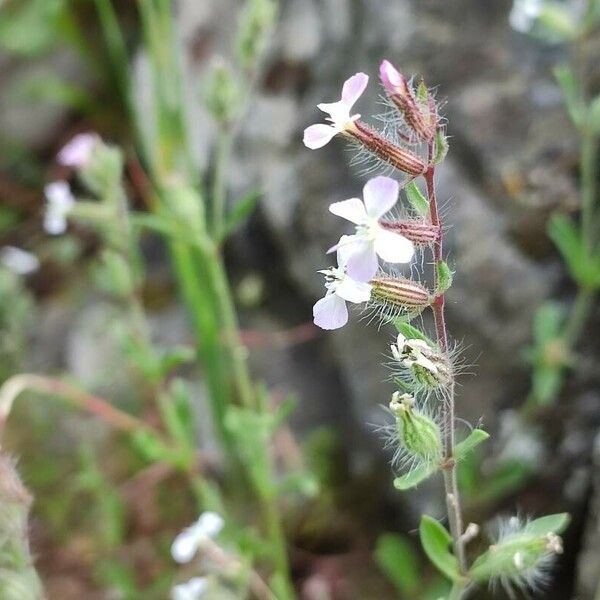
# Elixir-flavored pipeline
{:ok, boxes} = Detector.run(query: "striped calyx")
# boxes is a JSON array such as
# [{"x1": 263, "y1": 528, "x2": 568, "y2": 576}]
[
  {"x1": 346, "y1": 121, "x2": 426, "y2": 176},
  {"x1": 379, "y1": 219, "x2": 440, "y2": 246},
  {"x1": 370, "y1": 277, "x2": 430, "y2": 312}
]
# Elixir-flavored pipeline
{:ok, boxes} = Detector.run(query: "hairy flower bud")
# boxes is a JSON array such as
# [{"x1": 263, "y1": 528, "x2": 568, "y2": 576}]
[
  {"x1": 346, "y1": 121, "x2": 426, "y2": 176},
  {"x1": 391, "y1": 333, "x2": 452, "y2": 389},
  {"x1": 379, "y1": 60, "x2": 437, "y2": 142},
  {"x1": 370, "y1": 277, "x2": 430, "y2": 314},
  {"x1": 471, "y1": 515, "x2": 567, "y2": 591},
  {"x1": 379, "y1": 219, "x2": 440, "y2": 246},
  {"x1": 390, "y1": 392, "x2": 442, "y2": 461}
]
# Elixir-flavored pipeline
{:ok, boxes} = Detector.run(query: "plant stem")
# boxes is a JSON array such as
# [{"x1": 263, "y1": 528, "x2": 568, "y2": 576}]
[
  {"x1": 212, "y1": 129, "x2": 233, "y2": 239},
  {"x1": 425, "y1": 149, "x2": 467, "y2": 575}
]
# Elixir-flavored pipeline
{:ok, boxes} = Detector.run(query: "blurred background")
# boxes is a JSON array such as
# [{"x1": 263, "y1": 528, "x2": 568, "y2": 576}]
[{"x1": 0, "y1": 0, "x2": 599, "y2": 598}]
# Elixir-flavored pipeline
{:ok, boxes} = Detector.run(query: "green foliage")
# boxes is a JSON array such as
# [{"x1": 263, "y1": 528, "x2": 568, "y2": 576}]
[
  {"x1": 375, "y1": 533, "x2": 419, "y2": 596},
  {"x1": 394, "y1": 321, "x2": 436, "y2": 346},
  {"x1": 394, "y1": 463, "x2": 437, "y2": 490},
  {"x1": 419, "y1": 516, "x2": 462, "y2": 583},
  {"x1": 433, "y1": 129, "x2": 449, "y2": 164},
  {"x1": 436, "y1": 261, "x2": 453, "y2": 296},
  {"x1": 236, "y1": 0, "x2": 278, "y2": 68},
  {"x1": 204, "y1": 61, "x2": 241, "y2": 125},
  {"x1": 454, "y1": 429, "x2": 489, "y2": 461},
  {"x1": 590, "y1": 94, "x2": 600, "y2": 134},
  {"x1": 537, "y1": 3, "x2": 579, "y2": 41},
  {"x1": 405, "y1": 181, "x2": 430, "y2": 216},
  {"x1": 554, "y1": 65, "x2": 583, "y2": 127},
  {"x1": 221, "y1": 190, "x2": 262, "y2": 240},
  {"x1": 526, "y1": 512, "x2": 570, "y2": 536}
]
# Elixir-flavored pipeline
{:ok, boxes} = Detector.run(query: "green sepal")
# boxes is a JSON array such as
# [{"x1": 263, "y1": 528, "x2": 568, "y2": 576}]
[
  {"x1": 419, "y1": 516, "x2": 462, "y2": 583},
  {"x1": 526, "y1": 513, "x2": 570, "y2": 536},
  {"x1": 394, "y1": 321, "x2": 436, "y2": 346}
]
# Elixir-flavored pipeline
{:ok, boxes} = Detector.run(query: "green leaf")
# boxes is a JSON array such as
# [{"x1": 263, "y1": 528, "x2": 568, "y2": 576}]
[
  {"x1": 554, "y1": 65, "x2": 583, "y2": 127},
  {"x1": 590, "y1": 94, "x2": 600, "y2": 134},
  {"x1": 436, "y1": 261, "x2": 453, "y2": 295},
  {"x1": 532, "y1": 364, "x2": 564, "y2": 405},
  {"x1": 394, "y1": 322, "x2": 436, "y2": 346},
  {"x1": 419, "y1": 516, "x2": 461, "y2": 583},
  {"x1": 222, "y1": 190, "x2": 261, "y2": 239},
  {"x1": 433, "y1": 129, "x2": 449, "y2": 165},
  {"x1": 526, "y1": 513, "x2": 570, "y2": 536},
  {"x1": 533, "y1": 302, "x2": 564, "y2": 343},
  {"x1": 537, "y1": 5, "x2": 579, "y2": 41},
  {"x1": 375, "y1": 534, "x2": 420, "y2": 595},
  {"x1": 454, "y1": 429, "x2": 489, "y2": 461},
  {"x1": 405, "y1": 181, "x2": 430, "y2": 216},
  {"x1": 394, "y1": 463, "x2": 438, "y2": 490}
]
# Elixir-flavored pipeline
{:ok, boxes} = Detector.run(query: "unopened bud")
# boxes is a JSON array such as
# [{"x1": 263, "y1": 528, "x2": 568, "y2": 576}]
[
  {"x1": 78, "y1": 140, "x2": 124, "y2": 198},
  {"x1": 379, "y1": 219, "x2": 440, "y2": 246},
  {"x1": 370, "y1": 277, "x2": 430, "y2": 314},
  {"x1": 204, "y1": 58, "x2": 241, "y2": 125},
  {"x1": 390, "y1": 392, "x2": 442, "y2": 460},
  {"x1": 346, "y1": 121, "x2": 426, "y2": 177},
  {"x1": 379, "y1": 60, "x2": 437, "y2": 142}
]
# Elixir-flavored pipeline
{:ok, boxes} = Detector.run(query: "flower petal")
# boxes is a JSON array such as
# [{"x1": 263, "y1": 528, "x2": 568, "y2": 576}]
[
  {"x1": 196, "y1": 512, "x2": 224, "y2": 539},
  {"x1": 329, "y1": 197, "x2": 367, "y2": 224},
  {"x1": 374, "y1": 230, "x2": 415, "y2": 263},
  {"x1": 335, "y1": 235, "x2": 358, "y2": 267},
  {"x1": 336, "y1": 276, "x2": 372, "y2": 303},
  {"x1": 171, "y1": 528, "x2": 199, "y2": 564},
  {"x1": 344, "y1": 241, "x2": 380, "y2": 281},
  {"x1": 303, "y1": 124, "x2": 337, "y2": 149},
  {"x1": 43, "y1": 212, "x2": 67, "y2": 236},
  {"x1": 171, "y1": 577, "x2": 209, "y2": 600},
  {"x1": 317, "y1": 100, "x2": 351, "y2": 127},
  {"x1": 379, "y1": 60, "x2": 403, "y2": 90},
  {"x1": 313, "y1": 294, "x2": 348, "y2": 330},
  {"x1": 58, "y1": 133, "x2": 98, "y2": 168},
  {"x1": 363, "y1": 176, "x2": 399, "y2": 218},
  {"x1": 341, "y1": 73, "x2": 369, "y2": 107}
]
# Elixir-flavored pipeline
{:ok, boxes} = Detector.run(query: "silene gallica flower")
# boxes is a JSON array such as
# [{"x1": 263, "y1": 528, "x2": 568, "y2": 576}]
[
  {"x1": 58, "y1": 133, "x2": 99, "y2": 168},
  {"x1": 328, "y1": 176, "x2": 414, "y2": 280},
  {"x1": 171, "y1": 512, "x2": 225, "y2": 564},
  {"x1": 0, "y1": 246, "x2": 40, "y2": 275},
  {"x1": 313, "y1": 249, "x2": 372, "y2": 330},
  {"x1": 303, "y1": 72, "x2": 368, "y2": 149},
  {"x1": 44, "y1": 181, "x2": 75, "y2": 235}
]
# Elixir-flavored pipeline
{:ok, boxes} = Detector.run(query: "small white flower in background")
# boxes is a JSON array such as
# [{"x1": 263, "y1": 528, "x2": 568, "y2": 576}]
[
  {"x1": 509, "y1": 0, "x2": 543, "y2": 32},
  {"x1": 171, "y1": 577, "x2": 209, "y2": 600},
  {"x1": 328, "y1": 176, "x2": 414, "y2": 280},
  {"x1": 303, "y1": 72, "x2": 368, "y2": 149},
  {"x1": 0, "y1": 246, "x2": 39, "y2": 275},
  {"x1": 313, "y1": 249, "x2": 372, "y2": 330},
  {"x1": 171, "y1": 512, "x2": 225, "y2": 564},
  {"x1": 44, "y1": 181, "x2": 75, "y2": 235},
  {"x1": 57, "y1": 133, "x2": 99, "y2": 168}
]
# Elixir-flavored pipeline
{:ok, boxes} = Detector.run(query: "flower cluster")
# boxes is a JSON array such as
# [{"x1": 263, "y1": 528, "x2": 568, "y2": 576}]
[{"x1": 305, "y1": 61, "x2": 445, "y2": 331}]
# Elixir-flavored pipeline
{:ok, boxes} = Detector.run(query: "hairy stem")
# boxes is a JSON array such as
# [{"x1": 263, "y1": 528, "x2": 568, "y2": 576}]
[{"x1": 425, "y1": 148, "x2": 467, "y2": 574}]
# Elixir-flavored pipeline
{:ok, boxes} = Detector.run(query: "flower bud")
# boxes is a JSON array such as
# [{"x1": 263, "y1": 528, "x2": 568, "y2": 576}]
[
  {"x1": 379, "y1": 60, "x2": 437, "y2": 142},
  {"x1": 370, "y1": 277, "x2": 431, "y2": 314},
  {"x1": 204, "y1": 58, "x2": 241, "y2": 125},
  {"x1": 391, "y1": 333, "x2": 452, "y2": 389},
  {"x1": 346, "y1": 121, "x2": 426, "y2": 176},
  {"x1": 470, "y1": 515, "x2": 566, "y2": 590},
  {"x1": 379, "y1": 219, "x2": 440, "y2": 246},
  {"x1": 390, "y1": 392, "x2": 442, "y2": 461},
  {"x1": 78, "y1": 140, "x2": 124, "y2": 198}
]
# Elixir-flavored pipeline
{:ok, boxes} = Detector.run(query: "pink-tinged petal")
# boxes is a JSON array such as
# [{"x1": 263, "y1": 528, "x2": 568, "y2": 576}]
[
  {"x1": 345, "y1": 241, "x2": 379, "y2": 281},
  {"x1": 379, "y1": 60, "x2": 403, "y2": 91},
  {"x1": 341, "y1": 73, "x2": 369, "y2": 108},
  {"x1": 336, "y1": 277, "x2": 372, "y2": 303},
  {"x1": 58, "y1": 133, "x2": 98, "y2": 167},
  {"x1": 335, "y1": 235, "x2": 359, "y2": 266},
  {"x1": 317, "y1": 100, "x2": 351, "y2": 126},
  {"x1": 363, "y1": 176, "x2": 399, "y2": 218},
  {"x1": 303, "y1": 124, "x2": 337, "y2": 149},
  {"x1": 313, "y1": 294, "x2": 348, "y2": 330},
  {"x1": 329, "y1": 197, "x2": 368, "y2": 224},
  {"x1": 374, "y1": 230, "x2": 415, "y2": 263}
]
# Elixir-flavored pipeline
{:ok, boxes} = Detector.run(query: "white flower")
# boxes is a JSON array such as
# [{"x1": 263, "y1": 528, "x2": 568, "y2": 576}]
[
  {"x1": 303, "y1": 73, "x2": 368, "y2": 149},
  {"x1": 44, "y1": 181, "x2": 75, "y2": 235},
  {"x1": 328, "y1": 176, "x2": 414, "y2": 280},
  {"x1": 57, "y1": 133, "x2": 99, "y2": 168},
  {"x1": 171, "y1": 512, "x2": 224, "y2": 564},
  {"x1": 391, "y1": 333, "x2": 439, "y2": 374},
  {"x1": 509, "y1": 0, "x2": 543, "y2": 32},
  {"x1": 171, "y1": 577, "x2": 209, "y2": 600},
  {"x1": 0, "y1": 246, "x2": 39, "y2": 275},
  {"x1": 313, "y1": 249, "x2": 372, "y2": 330}
]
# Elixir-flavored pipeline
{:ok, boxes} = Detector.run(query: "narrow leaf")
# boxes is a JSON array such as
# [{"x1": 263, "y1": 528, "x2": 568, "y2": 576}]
[
  {"x1": 394, "y1": 321, "x2": 436, "y2": 346},
  {"x1": 394, "y1": 463, "x2": 437, "y2": 490},
  {"x1": 405, "y1": 181, "x2": 430, "y2": 216},
  {"x1": 554, "y1": 65, "x2": 583, "y2": 126},
  {"x1": 590, "y1": 95, "x2": 600, "y2": 133},
  {"x1": 419, "y1": 516, "x2": 461, "y2": 582},
  {"x1": 436, "y1": 261, "x2": 453, "y2": 295},
  {"x1": 454, "y1": 429, "x2": 489, "y2": 461},
  {"x1": 375, "y1": 534, "x2": 420, "y2": 595},
  {"x1": 433, "y1": 129, "x2": 449, "y2": 164},
  {"x1": 222, "y1": 190, "x2": 261, "y2": 239}
]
